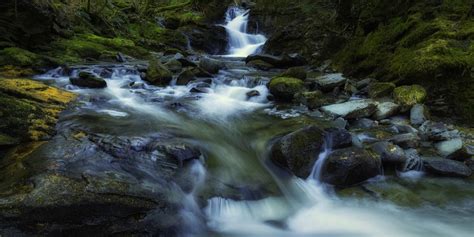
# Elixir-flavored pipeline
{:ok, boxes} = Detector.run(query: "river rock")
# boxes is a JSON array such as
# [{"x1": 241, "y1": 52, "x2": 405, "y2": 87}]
[
  {"x1": 245, "y1": 53, "x2": 307, "y2": 68},
  {"x1": 324, "y1": 127, "x2": 352, "y2": 149},
  {"x1": 199, "y1": 57, "x2": 226, "y2": 74},
  {"x1": 419, "y1": 121, "x2": 459, "y2": 141},
  {"x1": 268, "y1": 77, "x2": 305, "y2": 102},
  {"x1": 321, "y1": 147, "x2": 382, "y2": 186},
  {"x1": 270, "y1": 125, "x2": 325, "y2": 178},
  {"x1": 280, "y1": 66, "x2": 307, "y2": 80},
  {"x1": 410, "y1": 104, "x2": 430, "y2": 126},
  {"x1": 389, "y1": 133, "x2": 421, "y2": 149},
  {"x1": 315, "y1": 73, "x2": 347, "y2": 92},
  {"x1": 370, "y1": 141, "x2": 407, "y2": 165},
  {"x1": 0, "y1": 130, "x2": 203, "y2": 235},
  {"x1": 393, "y1": 85, "x2": 427, "y2": 111},
  {"x1": 173, "y1": 53, "x2": 197, "y2": 67},
  {"x1": 321, "y1": 99, "x2": 377, "y2": 119},
  {"x1": 144, "y1": 59, "x2": 173, "y2": 86},
  {"x1": 368, "y1": 82, "x2": 396, "y2": 98},
  {"x1": 70, "y1": 71, "x2": 107, "y2": 88},
  {"x1": 423, "y1": 157, "x2": 472, "y2": 178},
  {"x1": 435, "y1": 138, "x2": 463, "y2": 157},
  {"x1": 164, "y1": 59, "x2": 183, "y2": 73},
  {"x1": 373, "y1": 101, "x2": 399, "y2": 120},
  {"x1": 246, "y1": 90, "x2": 260, "y2": 99},
  {"x1": 177, "y1": 68, "x2": 197, "y2": 85},
  {"x1": 247, "y1": 59, "x2": 274, "y2": 70},
  {"x1": 446, "y1": 145, "x2": 472, "y2": 161},
  {"x1": 294, "y1": 90, "x2": 328, "y2": 109}
]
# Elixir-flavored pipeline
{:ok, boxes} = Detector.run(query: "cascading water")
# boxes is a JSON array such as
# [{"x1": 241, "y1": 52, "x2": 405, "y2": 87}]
[{"x1": 224, "y1": 6, "x2": 267, "y2": 57}]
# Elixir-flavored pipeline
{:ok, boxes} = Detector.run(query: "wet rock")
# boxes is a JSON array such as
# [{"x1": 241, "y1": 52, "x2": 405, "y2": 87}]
[
  {"x1": 116, "y1": 52, "x2": 126, "y2": 63},
  {"x1": 321, "y1": 147, "x2": 382, "y2": 186},
  {"x1": 314, "y1": 73, "x2": 347, "y2": 92},
  {"x1": 268, "y1": 77, "x2": 305, "y2": 102},
  {"x1": 435, "y1": 138, "x2": 463, "y2": 157},
  {"x1": 181, "y1": 24, "x2": 228, "y2": 55},
  {"x1": 246, "y1": 90, "x2": 260, "y2": 99},
  {"x1": 245, "y1": 53, "x2": 307, "y2": 68},
  {"x1": 334, "y1": 117, "x2": 348, "y2": 129},
  {"x1": 247, "y1": 59, "x2": 274, "y2": 70},
  {"x1": 423, "y1": 157, "x2": 472, "y2": 178},
  {"x1": 321, "y1": 99, "x2": 377, "y2": 119},
  {"x1": 280, "y1": 66, "x2": 307, "y2": 80},
  {"x1": 164, "y1": 59, "x2": 183, "y2": 73},
  {"x1": 173, "y1": 53, "x2": 197, "y2": 67},
  {"x1": 144, "y1": 59, "x2": 172, "y2": 86},
  {"x1": 270, "y1": 125, "x2": 325, "y2": 178},
  {"x1": 371, "y1": 141, "x2": 407, "y2": 165},
  {"x1": 324, "y1": 127, "x2": 352, "y2": 149},
  {"x1": 356, "y1": 78, "x2": 372, "y2": 90},
  {"x1": 410, "y1": 104, "x2": 430, "y2": 126},
  {"x1": 199, "y1": 57, "x2": 226, "y2": 74},
  {"x1": 352, "y1": 118, "x2": 377, "y2": 129},
  {"x1": 393, "y1": 85, "x2": 427, "y2": 112},
  {"x1": 70, "y1": 72, "x2": 107, "y2": 88},
  {"x1": 389, "y1": 133, "x2": 421, "y2": 149},
  {"x1": 419, "y1": 121, "x2": 459, "y2": 141},
  {"x1": 446, "y1": 145, "x2": 472, "y2": 161},
  {"x1": 177, "y1": 68, "x2": 196, "y2": 85},
  {"x1": 368, "y1": 82, "x2": 396, "y2": 98},
  {"x1": 0, "y1": 131, "x2": 202, "y2": 235},
  {"x1": 294, "y1": 90, "x2": 327, "y2": 109}
]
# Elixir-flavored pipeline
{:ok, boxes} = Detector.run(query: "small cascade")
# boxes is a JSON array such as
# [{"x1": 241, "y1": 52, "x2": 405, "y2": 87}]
[
  {"x1": 224, "y1": 6, "x2": 267, "y2": 57},
  {"x1": 308, "y1": 135, "x2": 333, "y2": 181}
]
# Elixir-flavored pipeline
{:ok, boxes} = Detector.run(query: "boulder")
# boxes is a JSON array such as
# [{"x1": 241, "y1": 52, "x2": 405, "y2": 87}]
[
  {"x1": 70, "y1": 72, "x2": 107, "y2": 88},
  {"x1": 324, "y1": 128, "x2": 352, "y2": 149},
  {"x1": 423, "y1": 157, "x2": 472, "y2": 178},
  {"x1": 321, "y1": 99, "x2": 377, "y2": 119},
  {"x1": 270, "y1": 126, "x2": 325, "y2": 178},
  {"x1": 370, "y1": 141, "x2": 407, "y2": 165},
  {"x1": 177, "y1": 68, "x2": 196, "y2": 85},
  {"x1": 373, "y1": 101, "x2": 400, "y2": 120},
  {"x1": 268, "y1": 77, "x2": 305, "y2": 102},
  {"x1": 280, "y1": 66, "x2": 307, "y2": 80},
  {"x1": 419, "y1": 121, "x2": 459, "y2": 141},
  {"x1": 245, "y1": 53, "x2": 307, "y2": 68},
  {"x1": 294, "y1": 90, "x2": 327, "y2": 109},
  {"x1": 389, "y1": 133, "x2": 421, "y2": 149},
  {"x1": 393, "y1": 85, "x2": 427, "y2": 111},
  {"x1": 164, "y1": 59, "x2": 183, "y2": 73},
  {"x1": 144, "y1": 59, "x2": 173, "y2": 86},
  {"x1": 410, "y1": 104, "x2": 430, "y2": 126},
  {"x1": 199, "y1": 57, "x2": 226, "y2": 74},
  {"x1": 314, "y1": 73, "x2": 347, "y2": 92},
  {"x1": 247, "y1": 59, "x2": 274, "y2": 70},
  {"x1": 435, "y1": 138, "x2": 463, "y2": 157},
  {"x1": 321, "y1": 147, "x2": 382, "y2": 186},
  {"x1": 368, "y1": 82, "x2": 396, "y2": 98},
  {"x1": 173, "y1": 53, "x2": 197, "y2": 67}
]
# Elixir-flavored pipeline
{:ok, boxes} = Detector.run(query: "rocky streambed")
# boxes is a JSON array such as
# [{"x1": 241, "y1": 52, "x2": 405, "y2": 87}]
[{"x1": 0, "y1": 51, "x2": 473, "y2": 236}]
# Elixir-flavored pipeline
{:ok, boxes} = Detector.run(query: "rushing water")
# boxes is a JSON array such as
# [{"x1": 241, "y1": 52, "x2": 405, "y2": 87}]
[
  {"x1": 32, "y1": 7, "x2": 474, "y2": 237},
  {"x1": 224, "y1": 7, "x2": 267, "y2": 57}
]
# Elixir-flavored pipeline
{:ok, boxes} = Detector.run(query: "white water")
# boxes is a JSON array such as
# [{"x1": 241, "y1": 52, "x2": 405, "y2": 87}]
[{"x1": 224, "y1": 7, "x2": 267, "y2": 57}]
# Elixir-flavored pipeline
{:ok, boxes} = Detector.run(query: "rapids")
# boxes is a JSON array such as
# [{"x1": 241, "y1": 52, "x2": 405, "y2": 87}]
[{"x1": 32, "y1": 6, "x2": 474, "y2": 237}]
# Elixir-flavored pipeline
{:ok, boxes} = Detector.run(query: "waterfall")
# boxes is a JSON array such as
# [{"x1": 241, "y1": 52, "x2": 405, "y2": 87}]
[{"x1": 224, "y1": 6, "x2": 267, "y2": 57}]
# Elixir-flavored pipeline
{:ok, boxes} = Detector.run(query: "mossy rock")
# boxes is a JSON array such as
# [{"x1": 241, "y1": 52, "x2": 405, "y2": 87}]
[
  {"x1": 280, "y1": 66, "x2": 307, "y2": 80},
  {"x1": 294, "y1": 90, "x2": 328, "y2": 109},
  {"x1": 70, "y1": 72, "x2": 107, "y2": 89},
  {"x1": 368, "y1": 82, "x2": 396, "y2": 98},
  {"x1": 268, "y1": 77, "x2": 305, "y2": 102},
  {"x1": 144, "y1": 59, "x2": 173, "y2": 86},
  {"x1": 393, "y1": 85, "x2": 427, "y2": 111},
  {"x1": 0, "y1": 79, "x2": 76, "y2": 142},
  {"x1": 247, "y1": 59, "x2": 274, "y2": 71}
]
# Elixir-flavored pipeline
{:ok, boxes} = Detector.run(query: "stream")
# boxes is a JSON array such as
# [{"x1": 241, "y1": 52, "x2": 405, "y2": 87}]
[{"x1": 32, "y1": 6, "x2": 474, "y2": 237}]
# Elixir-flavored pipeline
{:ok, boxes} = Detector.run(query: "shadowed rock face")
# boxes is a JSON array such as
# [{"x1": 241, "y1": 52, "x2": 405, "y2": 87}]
[{"x1": 0, "y1": 128, "x2": 203, "y2": 235}]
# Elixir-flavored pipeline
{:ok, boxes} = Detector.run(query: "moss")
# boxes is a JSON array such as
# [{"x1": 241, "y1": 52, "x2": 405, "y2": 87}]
[
  {"x1": 268, "y1": 77, "x2": 305, "y2": 102},
  {"x1": 0, "y1": 66, "x2": 36, "y2": 78},
  {"x1": 294, "y1": 91, "x2": 328, "y2": 109},
  {"x1": 368, "y1": 82, "x2": 396, "y2": 98},
  {"x1": 0, "y1": 79, "x2": 76, "y2": 142},
  {"x1": 0, "y1": 47, "x2": 41, "y2": 67},
  {"x1": 144, "y1": 58, "x2": 173, "y2": 86},
  {"x1": 393, "y1": 85, "x2": 427, "y2": 109}
]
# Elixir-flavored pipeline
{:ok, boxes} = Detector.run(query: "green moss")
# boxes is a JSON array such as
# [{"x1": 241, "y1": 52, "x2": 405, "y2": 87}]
[
  {"x1": 368, "y1": 82, "x2": 396, "y2": 98},
  {"x1": 268, "y1": 77, "x2": 305, "y2": 102},
  {"x1": 0, "y1": 47, "x2": 40, "y2": 67},
  {"x1": 393, "y1": 85, "x2": 427, "y2": 109}
]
